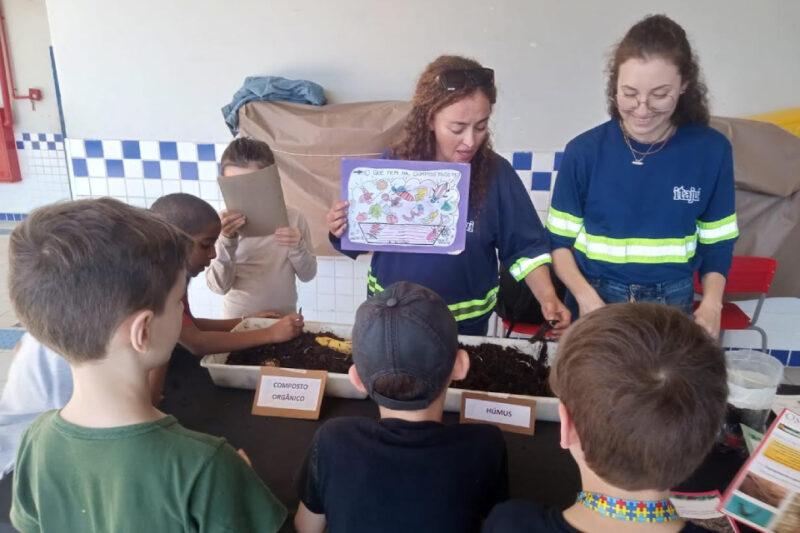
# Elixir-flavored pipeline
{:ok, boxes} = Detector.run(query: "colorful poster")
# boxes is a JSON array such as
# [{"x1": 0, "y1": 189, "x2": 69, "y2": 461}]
[{"x1": 340, "y1": 158, "x2": 470, "y2": 254}]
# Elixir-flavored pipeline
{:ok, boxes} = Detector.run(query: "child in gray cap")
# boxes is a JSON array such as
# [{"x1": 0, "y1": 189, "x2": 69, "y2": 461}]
[{"x1": 294, "y1": 281, "x2": 508, "y2": 533}]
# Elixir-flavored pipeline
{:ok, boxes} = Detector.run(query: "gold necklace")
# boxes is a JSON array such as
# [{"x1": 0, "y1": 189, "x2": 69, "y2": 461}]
[{"x1": 620, "y1": 121, "x2": 675, "y2": 166}]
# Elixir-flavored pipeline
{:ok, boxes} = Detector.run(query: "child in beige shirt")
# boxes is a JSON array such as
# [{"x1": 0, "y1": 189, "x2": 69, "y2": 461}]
[{"x1": 207, "y1": 138, "x2": 317, "y2": 318}]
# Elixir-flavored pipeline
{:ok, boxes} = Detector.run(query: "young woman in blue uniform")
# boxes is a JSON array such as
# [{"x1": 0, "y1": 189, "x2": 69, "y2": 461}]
[
  {"x1": 327, "y1": 55, "x2": 570, "y2": 336},
  {"x1": 548, "y1": 15, "x2": 738, "y2": 338}
]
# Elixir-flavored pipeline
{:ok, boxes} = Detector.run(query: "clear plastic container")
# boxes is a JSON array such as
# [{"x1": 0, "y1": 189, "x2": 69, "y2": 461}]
[{"x1": 723, "y1": 350, "x2": 784, "y2": 442}]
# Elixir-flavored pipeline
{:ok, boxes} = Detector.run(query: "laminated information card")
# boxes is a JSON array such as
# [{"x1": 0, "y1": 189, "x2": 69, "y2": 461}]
[
  {"x1": 460, "y1": 391, "x2": 536, "y2": 435},
  {"x1": 720, "y1": 409, "x2": 800, "y2": 532},
  {"x1": 251, "y1": 367, "x2": 327, "y2": 420},
  {"x1": 340, "y1": 158, "x2": 470, "y2": 254}
]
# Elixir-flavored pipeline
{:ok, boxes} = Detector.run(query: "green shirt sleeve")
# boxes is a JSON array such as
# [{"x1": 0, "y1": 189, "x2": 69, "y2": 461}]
[
  {"x1": 10, "y1": 419, "x2": 44, "y2": 533},
  {"x1": 188, "y1": 442, "x2": 287, "y2": 533}
]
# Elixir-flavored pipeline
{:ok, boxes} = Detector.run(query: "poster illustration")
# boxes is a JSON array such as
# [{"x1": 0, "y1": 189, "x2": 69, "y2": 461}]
[{"x1": 340, "y1": 158, "x2": 470, "y2": 254}]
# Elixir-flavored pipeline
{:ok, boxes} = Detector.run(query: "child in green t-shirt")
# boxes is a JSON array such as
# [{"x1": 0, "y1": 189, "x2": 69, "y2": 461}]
[{"x1": 8, "y1": 198, "x2": 287, "y2": 532}]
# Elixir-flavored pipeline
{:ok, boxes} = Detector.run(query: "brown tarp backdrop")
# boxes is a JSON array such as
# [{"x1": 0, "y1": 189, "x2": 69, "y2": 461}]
[
  {"x1": 711, "y1": 117, "x2": 800, "y2": 297},
  {"x1": 238, "y1": 100, "x2": 411, "y2": 256},
  {"x1": 238, "y1": 102, "x2": 799, "y2": 296}
]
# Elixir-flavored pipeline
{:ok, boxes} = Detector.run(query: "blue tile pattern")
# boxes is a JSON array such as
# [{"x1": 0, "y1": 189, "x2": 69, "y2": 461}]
[
  {"x1": 159, "y1": 141, "x2": 178, "y2": 160},
  {"x1": 65, "y1": 138, "x2": 221, "y2": 180},
  {"x1": 143, "y1": 160, "x2": 162, "y2": 179},
  {"x1": 180, "y1": 161, "x2": 199, "y2": 180},
  {"x1": 72, "y1": 158, "x2": 88, "y2": 177},
  {"x1": 122, "y1": 140, "x2": 141, "y2": 159},
  {"x1": 106, "y1": 159, "x2": 124, "y2": 178},
  {"x1": 554, "y1": 151, "x2": 564, "y2": 171},
  {"x1": 531, "y1": 171, "x2": 552, "y2": 191},
  {"x1": 13, "y1": 132, "x2": 66, "y2": 151},
  {"x1": 507, "y1": 151, "x2": 565, "y2": 193},
  {"x1": 512, "y1": 151, "x2": 533, "y2": 170},
  {"x1": 0, "y1": 329, "x2": 25, "y2": 350},
  {"x1": 84, "y1": 140, "x2": 104, "y2": 158},
  {"x1": 198, "y1": 144, "x2": 216, "y2": 161}
]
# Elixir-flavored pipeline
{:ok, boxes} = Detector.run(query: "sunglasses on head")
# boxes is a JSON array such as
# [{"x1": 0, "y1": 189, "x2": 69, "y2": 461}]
[{"x1": 437, "y1": 68, "x2": 495, "y2": 92}]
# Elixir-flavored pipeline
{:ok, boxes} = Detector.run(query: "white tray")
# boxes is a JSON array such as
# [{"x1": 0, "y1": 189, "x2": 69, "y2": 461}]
[{"x1": 200, "y1": 318, "x2": 559, "y2": 421}]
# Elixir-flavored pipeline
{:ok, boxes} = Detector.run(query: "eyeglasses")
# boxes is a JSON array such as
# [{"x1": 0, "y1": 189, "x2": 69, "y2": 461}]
[
  {"x1": 616, "y1": 91, "x2": 677, "y2": 113},
  {"x1": 437, "y1": 68, "x2": 495, "y2": 92}
]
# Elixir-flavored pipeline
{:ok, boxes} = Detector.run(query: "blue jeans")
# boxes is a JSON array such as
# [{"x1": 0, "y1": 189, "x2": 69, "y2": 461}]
[{"x1": 565, "y1": 277, "x2": 694, "y2": 319}]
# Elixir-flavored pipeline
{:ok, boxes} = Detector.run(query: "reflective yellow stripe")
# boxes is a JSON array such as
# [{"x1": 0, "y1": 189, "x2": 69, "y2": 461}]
[
  {"x1": 366, "y1": 270, "x2": 497, "y2": 322},
  {"x1": 697, "y1": 214, "x2": 739, "y2": 244},
  {"x1": 546, "y1": 207, "x2": 583, "y2": 238},
  {"x1": 508, "y1": 253, "x2": 552, "y2": 281},
  {"x1": 574, "y1": 228, "x2": 697, "y2": 264},
  {"x1": 448, "y1": 287, "x2": 499, "y2": 321},
  {"x1": 367, "y1": 271, "x2": 383, "y2": 293}
]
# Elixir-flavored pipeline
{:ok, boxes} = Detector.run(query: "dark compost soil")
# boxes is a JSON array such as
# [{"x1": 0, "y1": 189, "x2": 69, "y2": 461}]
[{"x1": 226, "y1": 332, "x2": 553, "y2": 397}]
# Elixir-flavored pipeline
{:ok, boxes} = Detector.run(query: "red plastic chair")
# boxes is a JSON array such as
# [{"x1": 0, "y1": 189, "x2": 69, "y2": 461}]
[
  {"x1": 501, "y1": 319, "x2": 548, "y2": 338},
  {"x1": 693, "y1": 256, "x2": 778, "y2": 350}
]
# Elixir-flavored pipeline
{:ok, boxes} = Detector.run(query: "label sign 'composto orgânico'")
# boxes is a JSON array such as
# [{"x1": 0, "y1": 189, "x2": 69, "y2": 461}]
[{"x1": 251, "y1": 367, "x2": 327, "y2": 420}]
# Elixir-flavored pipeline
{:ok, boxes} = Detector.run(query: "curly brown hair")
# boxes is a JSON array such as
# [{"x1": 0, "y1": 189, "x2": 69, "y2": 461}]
[
  {"x1": 390, "y1": 55, "x2": 497, "y2": 212},
  {"x1": 606, "y1": 14, "x2": 709, "y2": 126}
]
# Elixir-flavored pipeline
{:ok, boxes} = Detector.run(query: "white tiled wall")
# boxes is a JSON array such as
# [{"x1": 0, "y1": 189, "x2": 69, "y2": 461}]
[
  {"x1": 6, "y1": 135, "x2": 800, "y2": 359},
  {"x1": 0, "y1": 134, "x2": 71, "y2": 214}
]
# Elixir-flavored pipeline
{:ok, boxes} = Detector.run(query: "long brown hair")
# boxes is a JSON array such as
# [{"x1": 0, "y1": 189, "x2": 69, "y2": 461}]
[
  {"x1": 606, "y1": 14, "x2": 709, "y2": 126},
  {"x1": 391, "y1": 55, "x2": 497, "y2": 212}
]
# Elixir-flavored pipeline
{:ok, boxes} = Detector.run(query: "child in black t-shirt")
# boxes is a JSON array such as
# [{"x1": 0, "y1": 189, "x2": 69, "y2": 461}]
[
  {"x1": 294, "y1": 282, "x2": 508, "y2": 533},
  {"x1": 483, "y1": 303, "x2": 728, "y2": 533}
]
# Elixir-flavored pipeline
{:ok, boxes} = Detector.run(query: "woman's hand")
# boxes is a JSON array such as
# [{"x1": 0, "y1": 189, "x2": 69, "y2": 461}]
[
  {"x1": 694, "y1": 299, "x2": 722, "y2": 339},
  {"x1": 540, "y1": 297, "x2": 572, "y2": 338},
  {"x1": 275, "y1": 226, "x2": 302, "y2": 247},
  {"x1": 326, "y1": 200, "x2": 349, "y2": 238},
  {"x1": 220, "y1": 210, "x2": 246, "y2": 238}
]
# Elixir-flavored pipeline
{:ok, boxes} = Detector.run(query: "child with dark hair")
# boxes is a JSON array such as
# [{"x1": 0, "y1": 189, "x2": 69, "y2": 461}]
[
  {"x1": 294, "y1": 281, "x2": 508, "y2": 533},
  {"x1": 9, "y1": 198, "x2": 286, "y2": 532},
  {"x1": 150, "y1": 192, "x2": 304, "y2": 357},
  {"x1": 483, "y1": 303, "x2": 728, "y2": 533},
  {"x1": 206, "y1": 137, "x2": 316, "y2": 318}
]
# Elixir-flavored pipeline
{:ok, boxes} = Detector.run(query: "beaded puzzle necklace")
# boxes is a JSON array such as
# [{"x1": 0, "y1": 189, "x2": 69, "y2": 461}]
[{"x1": 577, "y1": 490, "x2": 680, "y2": 523}]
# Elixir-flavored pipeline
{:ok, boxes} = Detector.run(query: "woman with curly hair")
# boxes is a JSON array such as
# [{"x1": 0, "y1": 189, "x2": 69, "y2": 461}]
[
  {"x1": 547, "y1": 14, "x2": 738, "y2": 338},
  {"x1": 326, "y1": 55, "x2": 570, "y2": 335}
]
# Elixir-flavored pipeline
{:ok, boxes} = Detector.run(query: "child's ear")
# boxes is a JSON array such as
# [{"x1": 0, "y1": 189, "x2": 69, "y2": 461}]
[
  {"x1": 348, "y1": 365, "x2": 368, "y2": 394},
  {"x1": 129, "y1": 310, "x2": 155, "y2": 354},
  {"x1": 450, "y1": 349, "x2": 470, "y2": 381},
  {"x1": 558, "y1": 403, "x2": 580, "y2": 450}
]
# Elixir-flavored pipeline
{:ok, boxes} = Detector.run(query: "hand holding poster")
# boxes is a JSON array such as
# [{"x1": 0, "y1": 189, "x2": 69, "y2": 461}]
[{"x1": 340, "y1": 158, "x2": 470, "y2": 254}]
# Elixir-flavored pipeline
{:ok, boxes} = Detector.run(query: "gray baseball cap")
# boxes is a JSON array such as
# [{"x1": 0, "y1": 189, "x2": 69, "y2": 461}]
[{"x1": 352, "y1": 281, "x2": 459, "y2": 410}]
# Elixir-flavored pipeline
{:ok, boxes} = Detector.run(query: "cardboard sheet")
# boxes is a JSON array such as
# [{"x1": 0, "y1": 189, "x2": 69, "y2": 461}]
[
  {"x1": 237, "y1": 100, "x2": 412, "y2": 255},
  {"x1": 710, "y1": 117, "x2": 800, "y2": 296},
  {"x1": 217, "y1": 166, "x2": 289, "y2": 237}
]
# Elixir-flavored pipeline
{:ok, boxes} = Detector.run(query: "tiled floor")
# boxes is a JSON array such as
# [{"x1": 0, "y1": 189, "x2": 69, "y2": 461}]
[
  {"x1": 1, "y1": 221, "x2": 800, "y2": 388},
  {"x1": 0, "y1": 223, "x2": 23, "y2": 391}
]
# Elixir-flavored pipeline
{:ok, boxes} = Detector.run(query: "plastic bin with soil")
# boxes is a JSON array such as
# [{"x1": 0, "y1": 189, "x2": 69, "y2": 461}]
[{"x1": 226, "y1": 332, "x2": 553, "y2": 398}]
